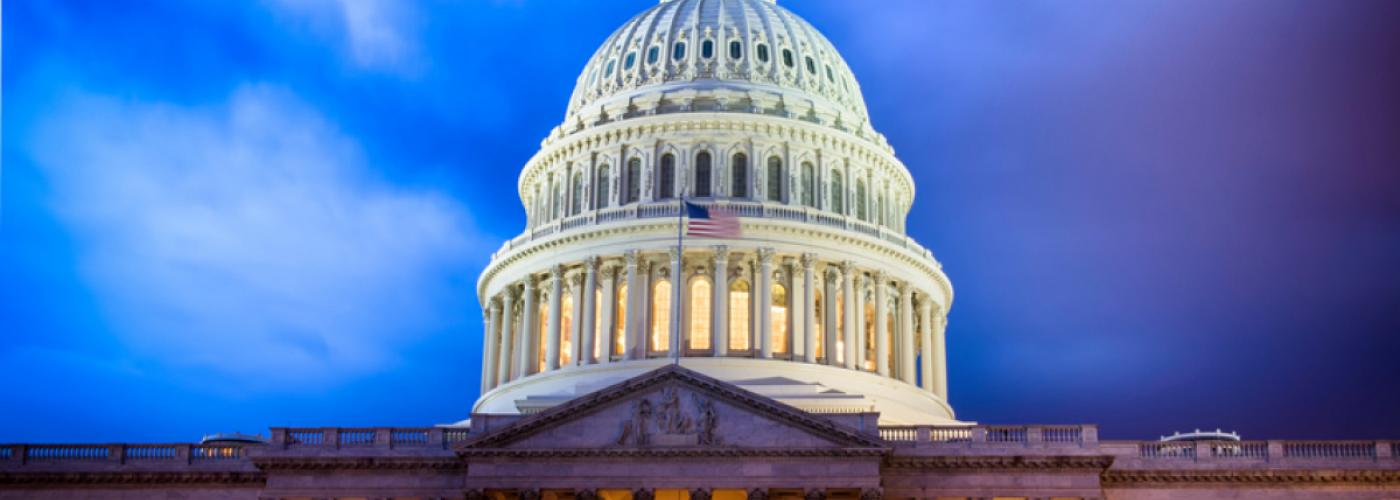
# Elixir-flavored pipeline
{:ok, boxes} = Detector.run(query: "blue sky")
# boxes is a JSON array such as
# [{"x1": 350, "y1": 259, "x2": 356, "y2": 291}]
[{"x1": 4, "y1": 0, "x2": 1398, "y2": 442}]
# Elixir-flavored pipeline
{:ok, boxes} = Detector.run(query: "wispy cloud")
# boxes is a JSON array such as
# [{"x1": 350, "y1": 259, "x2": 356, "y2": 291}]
[
  {"x1": 265, "y1": 0, "x2": 424, "y2": 75},
  {"x1": 28, "y1": 85, "x2": 480, "y2": 388}
]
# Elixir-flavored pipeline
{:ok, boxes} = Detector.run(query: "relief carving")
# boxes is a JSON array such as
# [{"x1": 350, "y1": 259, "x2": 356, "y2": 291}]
[{"x1": 615, "y1": 385, "x2": 721, "y2": 447}]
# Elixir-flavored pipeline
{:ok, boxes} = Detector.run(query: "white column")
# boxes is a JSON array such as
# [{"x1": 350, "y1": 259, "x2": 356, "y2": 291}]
[
  {"x1": 919, "y1": 298, "x2": 934, "y2": 394},
  {"x1": 801, "y1": 253, "x2": 817, "y2": 363},
  {"x1": 842, "y1": 261, "x2": 858, "y2": 370},
  {"x1": 898, "y1": 283, "x2": 915, "y2": 384},
  {"x1": 853, "y1": 272, "x2": 867, "y2": 371},
  {"x1": 518, "y1": 276, "x2": 539, "y2": 377},
  {"x1": 482, "y1": 298, "x2": 501, "y2": 392},
  {"x1": 785, "y1": 256, "x2": 802, "y2": 358},
  {"x1": 545, "y1": 265, "x2": 564, "y2": 371},
  {"x1": 823, "y1": 266, "x2": 839, "y2": 366},
  {"x1": 933, "y1": 309, "x2": 949, "y2": 401},
  {"x1": 874, "y1": 272, "x2": 889, "y2": 377},
  {"x1": 757, "y1": 248, "x2": 774, "y2": 358},
  {"x1": 568, "y1": 271, "x2": 585, "y2": 365},
  {"x1": 580, "y1": 258, "x2": 598, "y2": 365},
  {"x1": 599, "y1": 264, "x2": 618, "y2": 365},
  {"x1": 669, "y1": 246, "x2": 683, "y2": 355},
  {"x1": 497, "y1": 285, "x2": 516, "y2": 383},
  {"x1": 623, "y1": 251, "x2": 644, "y2": 360},
  {"x1": 712, "y1": 246, "x2": 729, "y2": 357}
]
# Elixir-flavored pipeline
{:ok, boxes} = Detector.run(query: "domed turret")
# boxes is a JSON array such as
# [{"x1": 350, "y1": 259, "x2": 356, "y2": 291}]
[{"x1": 475, "y1": 0, "x2": 956, "y2": 425}]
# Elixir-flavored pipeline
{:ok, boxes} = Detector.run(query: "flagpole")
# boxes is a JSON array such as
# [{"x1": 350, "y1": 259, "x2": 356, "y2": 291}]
[{"x1": 672, "y1": 195, "x2": 684, "y2": 366}]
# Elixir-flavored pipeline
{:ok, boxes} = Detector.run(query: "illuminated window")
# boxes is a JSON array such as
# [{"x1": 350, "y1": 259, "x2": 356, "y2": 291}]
[
  {"x1": 538, "y1": 302, "x2": 549, "y2": 372},
  {"x1": 731, "y1": 153, "x2": 748, "y2": 198},
  {"x1": 729, "y1": 280, "x2": 751, "y2": 350},
  {"x1": 616, "y1": 283, "x2": 628, "y2": 356},
  {"x1": 835, "y1": 292, "x2": 845, "y2": 364},
  {"x1": 886, "y1": 310, "x2": 896, "y2": 374},
  {"x1": 771, "y1": 283, "x2": 788, "y2": 354},
  {"x1": 863, "y1": 301, "x2": 876, "y2": 370},
  {"x1": 814, "y1": 289, "x2": 824, "y2": 359},
  {"x1": 689, "y1": 277, "x2": 711, "y2": 350},
  {"x1": 560, "y1": 292, "x2": 574, "y2": 366},
  {"x1": 651, "y1": 280, "x2": 672, "y2": 353},
  {"x1": 594, "y1": 288, "x2": 603, "y2": 360}
]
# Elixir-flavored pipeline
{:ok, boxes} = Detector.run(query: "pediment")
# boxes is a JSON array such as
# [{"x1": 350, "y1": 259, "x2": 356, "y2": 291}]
[{"x1": 458, "y1": 365, "x2": 885, "y2": 453}]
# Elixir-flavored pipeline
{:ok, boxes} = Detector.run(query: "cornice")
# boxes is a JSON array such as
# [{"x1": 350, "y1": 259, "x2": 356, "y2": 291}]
[
  {"x1": 885, "y1": 455, "x2": 1115, "y2": 471},
  {"x1": 0, "y1": 471, "x2": 265, "y2": 486},
  {"x1": 1102, "y1": 469, "x2": 1400, "y2": 486},
  {"x1": 251, "y1": 456, "x2": 465, "y2": 472},
  {"x1": 459, "y1": 448, "x2": 888, "y2": 459}
]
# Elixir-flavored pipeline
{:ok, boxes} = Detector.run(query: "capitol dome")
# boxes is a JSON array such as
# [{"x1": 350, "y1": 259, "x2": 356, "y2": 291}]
[{"x1": 475, "y1": 0, "x2": 957, "y2": 425}]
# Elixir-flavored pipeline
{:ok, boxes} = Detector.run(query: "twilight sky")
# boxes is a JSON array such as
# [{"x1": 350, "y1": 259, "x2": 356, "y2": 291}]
[{"x1": 3, "y1": 0, "x2": 1398, "y2": 442}]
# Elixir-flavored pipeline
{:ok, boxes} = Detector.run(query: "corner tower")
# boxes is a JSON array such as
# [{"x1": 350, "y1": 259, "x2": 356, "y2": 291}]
[{"x1": 474, "y1": 0, "x2": 956, "y2": 425}]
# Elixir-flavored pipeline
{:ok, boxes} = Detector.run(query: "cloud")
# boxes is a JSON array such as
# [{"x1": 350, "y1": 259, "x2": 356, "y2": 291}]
[
  {"x1": 28, "y1": 85, "x2": 481, "y2": 388},
  {"x1": 265, "y1": 0, "x2": 423, "y2": 74}
]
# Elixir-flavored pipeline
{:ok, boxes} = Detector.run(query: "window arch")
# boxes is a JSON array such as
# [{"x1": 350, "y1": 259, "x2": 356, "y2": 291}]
[
  {"x1": 766, "y1": 156, "x2": 783, "y2": 202},
  {"x1": 771, "y1": 283, "x2": 789, "y2": 354},
  {"x1": 729, "y1": 41, "x2": 743, "y2": 60},
  {"x1": 729, "y1": 280, "x2": 751, "y2": 351},
  {"x1": 731, "y1": 153, "x2": 749, "y2": 198},
  {"x1": 571, "y1": 171, "x2": 584, "y2": 215},
  {"x1": 800, "y1": 162, "x2": 815, "y2": 208},
  {"x1": 830, "y1": 171, "x2": 844, "y2": 214},
  {"x1": 689, "y1": 276, "x2": 711, "y2": 350},
  {"x1": 625, "y1": 158, "x2": 641, "y2": 204},
  {"x1": 658, "y1": 154, "x2": 676, "y2": 200},
  {"x1": 596, "y1": 165, "x2": 611, "y2": 209},
  {"x1": 694, "y1": 152, "x2": 712, "y2": 197},
  {"x1": 856, "y1": 179, "x2": 868, "y2": 221},
  {"x1": 651, "y1": 279, "x2": 672, "y2": 353}
]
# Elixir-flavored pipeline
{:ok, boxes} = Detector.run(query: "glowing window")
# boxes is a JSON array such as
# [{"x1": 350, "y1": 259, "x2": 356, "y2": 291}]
[
  {"x1": 814, "y1": 289, "x2": 824, "y2": 359},
  {"x1": 594, "y1": 287, "x2": 603, "y2": 360},
  {"x1": 729, "y1": 281, "x2": 751, "y2": 350},
  {"x1": 560, "y1": 292, "x2": 574, "y2": 366},
  {"x1": 616, "y1": 282, "x2": 628, "y2": 356},
  {"x1": 651, "y1": 280, "x2": 672, "y2": 353},
  {"x1": 771, "y1": 283, "x2": 788, "y2": 354},
  {"x1": 863, "y1": 301, "x2": 876, "y2": 370},
  {"x1": 690, "y1": 277, "x2": 711, "y2": 350}
]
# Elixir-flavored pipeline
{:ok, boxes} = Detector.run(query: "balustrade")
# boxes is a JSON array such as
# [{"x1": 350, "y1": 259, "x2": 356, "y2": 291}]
[{"x1": 1284, "y1": 441, "x2": 1377, "y2": 459}]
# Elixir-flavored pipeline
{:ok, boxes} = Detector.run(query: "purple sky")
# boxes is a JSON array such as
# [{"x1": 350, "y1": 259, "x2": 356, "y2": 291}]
[{"x1": 3, "y1": 0, "x2": 1398, "y2": 442}]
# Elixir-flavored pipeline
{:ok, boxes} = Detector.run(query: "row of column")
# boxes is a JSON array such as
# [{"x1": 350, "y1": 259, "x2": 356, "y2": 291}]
[{"x1": 480, "y1": 248, "x2": 948, "y2": 401}]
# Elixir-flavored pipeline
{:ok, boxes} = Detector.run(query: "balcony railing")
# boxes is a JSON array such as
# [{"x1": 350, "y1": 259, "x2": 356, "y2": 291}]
[
  {"x1": 496, "y1": 200, "x2": 936, "y2": 264},
  {"x1": 877, "y1": 425, "x2": 1097, "y2": 448},
  {"x1": 0, "y1": 444, "x2": 251, "y2": 465}
]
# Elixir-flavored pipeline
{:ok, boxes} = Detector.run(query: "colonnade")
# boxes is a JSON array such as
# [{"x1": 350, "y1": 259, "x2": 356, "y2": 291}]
[{"x1": 480, "y1": 247, "x2": 948, "y2": 402}]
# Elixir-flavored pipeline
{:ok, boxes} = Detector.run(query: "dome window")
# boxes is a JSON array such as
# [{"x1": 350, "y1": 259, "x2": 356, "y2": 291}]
[
  {"x1": 624, "y1": 51, "x2": 637, "y2": 70},
  {"x1": 756, "y1": 44, "x2": 770, "y2": 63},
  {"x1": 805, "y1": 56, "x2": 816, "y2": 74},
  {"x1": 673, "y1": 42, "x2": 687, "y2": 61},
  {"x1": 604, "y1": 59, "x2": 616, "y2": 78},
  {"x1": 647, "y1": 46, "x2": 660, "y2": 65},
  {"x1": 782, "y1": 49, "x2": 795, "y2": 68},
  {"x1": 701, "y1": 40, "x2": 714, "y2": 59},
  {"x1": 826, "y1": 65, "x2": 835, "y2": 82},
  {"x1": 729, "y1": 41, "x2": 743, "y2": 60}
]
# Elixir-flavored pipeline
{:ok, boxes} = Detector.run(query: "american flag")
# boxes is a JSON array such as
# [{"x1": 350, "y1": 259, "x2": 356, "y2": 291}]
[{"x1": 685, "y1": 202, "x2": 742, "y2": 238}]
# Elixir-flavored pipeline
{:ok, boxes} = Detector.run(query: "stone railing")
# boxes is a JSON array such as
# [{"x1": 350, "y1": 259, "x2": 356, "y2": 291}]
[
  {"x1": 1116, "y1": 440, "x2": 1395, "y2": 464},
  {"x1": 496, "y1": 200, "x2": 934, "y2": 264},
  {"x1": 269, "y1": 427, "x2": 472, "y2": 451},
  {"x1": 878, "y1": 424, "x2": 1096, "y2": 448},
  {"x1": 0, "y1": 443, "x2": 252, "y2": 466}
]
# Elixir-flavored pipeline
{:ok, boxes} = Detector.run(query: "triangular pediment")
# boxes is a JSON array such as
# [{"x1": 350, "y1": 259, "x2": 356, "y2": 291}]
[{"x1": 458, "y1": 365, "x2": 886, "y2": 453}]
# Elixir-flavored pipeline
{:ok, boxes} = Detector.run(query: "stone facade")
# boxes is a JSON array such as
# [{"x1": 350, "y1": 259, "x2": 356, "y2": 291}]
[{"x1": 2, "y1": 366, "x2": 1398, "y2": 499}]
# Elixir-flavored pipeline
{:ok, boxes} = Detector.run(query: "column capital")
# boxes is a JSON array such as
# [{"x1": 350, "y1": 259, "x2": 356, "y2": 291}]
[
  {"x1": 824, "y1": 265, "x2": 841, "y2": 283},
  {"x1": 569, "y1": 272, "x2": 585, "y2": 287},
  {"x1": 584, "y1": 256, "x2": 599, "y2": 273},
  {"x1": 600, "y1": 263, "x2": 617, "y2": 279},
  {"x1": 898, "y1": 280, "x2": 912, "y2": 295},
  {"x1": 669, "y1": 245, "x2": 682, "y2": 261},
  {"x1": 550, "y1": 263, "x2": 564, "y2": 278},
  {"x1": 919, "y1": 297, "x2": 934, "y2": 313},
  {"x1": 874, "y1": 269, "x2": 888, "y2": 282},
  {"x1": 757, "y1": 247, "x2": 775, "y2": 265},
  {"x1": 713, "y1": 245, "x2": 729, "y2": 261},
  {"x1": 624, "y1": 250, "x2": 639, "y2": 267},
  {"x1": 841, "y1": 259, "x2": 856, "y2": 274},
  {"x1": 800, "y1": 252, "x2": 816, "y2": 269}
]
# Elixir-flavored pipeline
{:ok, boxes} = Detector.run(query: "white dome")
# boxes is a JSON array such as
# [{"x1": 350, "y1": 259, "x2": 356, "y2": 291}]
[{"x1": 565, "y1": 0, "x2": 870, "y2": 128}]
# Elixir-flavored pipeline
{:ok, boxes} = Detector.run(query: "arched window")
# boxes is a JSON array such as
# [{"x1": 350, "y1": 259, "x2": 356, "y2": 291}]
[
  {"x1": 731, "y1": 153, "x2": 749, "y2": 198},
  {"x1": 560, "y1": 291, "x2": 574, "y2": 366},
  {"x1": 729, "y1": 280, "x2": 751, "y2": 351},
  {"x1": 771, "y1": 283, "x2": 789, "y2": 354},
  {"x1": 830, "y1": 171, "x2": 844, "y2": 214},
  {"x1": 689, "y1": 276, "x2": 711, "y2": 350},
  {"x1": 647, "y1": 46, "x2": 660, "y2": 65},
  {"x1": 863, "y1": 300, "x2": 876, "y2": 371},
  {"x1": 605, "y1": 59, "x2": 616, "y2": 78},
  {"x1": 756, "y1": 44, "x2": 770, "y2": 63},
  {"x1": 694, "y1": 152, "x2": 712, "y2": 197},
  {"x1": 701, "y1": 40, "x2": 714, "y2": 59},
  {"x1": 538, "y1": 300, "x2": 549, "y2": 372},
  {"x1": 877, "y1": 192, "x2": 886, "y2": 225},
  {"x1": 571, "y1": 172, "x2": 584, "y2": 215},
  {"x1": 856, "y1": 179, "x2": 867, "y2": 221},
  {"x1": 729, "y1": 41, "x2": 743, "y2": 60},
  {"x1": 625, "y1": 158, "x2": 641, "y2": 204},
  {"x1": 594, "y1": 287, "x2": 603, "y2": 360},
  {"x1": 615, "y1": 282, "x2": 628, "y2": 357},
  {"x1": 596, "y1": 165, "x2": 610, "y2": 209},
  {"x1": 801, "y1": 162, "x2": 815, "y2": 207},
  {"x1": 658, "y1": 154, "x2": 676, "y2": 200},
  {"x1": 826, "y1": 65, "x2": 835, "y2": 82},
  {"x1": 886, "y1": 309, "x2": 897, "y2": 375},
  {"x1": 782, "y1": 49, "x2": 795, "y2": 68},
  {"x1": 805, "y1": 56, "x2": 816, "y2": 74},
  {"x1": 814, "y1": 289, "x2": 825, "y2": 360},
  {"x1": 835, "y1": 291, "x2": 845, "y2": 364},
  {"x1": 624, "y1": 51, "x2": 637, "y2": 70},
  {"x1": 673, "y1": 42, "x2": 687, "y2": 61},
  {"x1": 766, "y1": 156, "x2": 783, "y2": 202},
  {"x1": 551, "y1": 179, "x2": 562, "y2": 220},
  {"x1": 651, "y1": 279, "x2": 672, "y2": 353}
]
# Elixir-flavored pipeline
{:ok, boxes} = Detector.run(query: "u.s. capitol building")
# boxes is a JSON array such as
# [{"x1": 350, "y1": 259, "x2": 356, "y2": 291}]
[{"x1": 3, "y1": 1, "x2": 1396, "y2": 499}]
